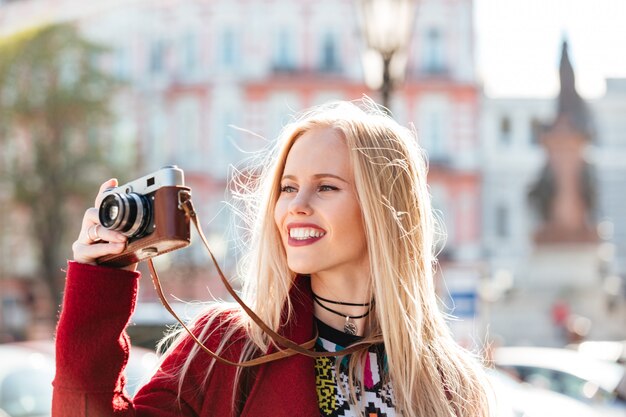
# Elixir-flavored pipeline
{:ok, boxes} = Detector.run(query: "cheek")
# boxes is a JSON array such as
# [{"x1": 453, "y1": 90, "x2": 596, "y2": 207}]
[
  {"x1": 349, "y1": 217, "x2": 367, "y2": 246},
  {"x1": 336, "y1": 199, "x2": 367, "y2": 242},
  {"x1": 351, "y1": 207, "x2": 367, "y2": 243},
  {"x1": 273, "y1": 200, "x2": 286, "y2": 231}
]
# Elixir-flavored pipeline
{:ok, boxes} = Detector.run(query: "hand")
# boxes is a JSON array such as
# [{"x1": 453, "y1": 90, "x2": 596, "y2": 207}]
[{"x1": 72, "y1": 179, "x2": 137, "y2": 271}]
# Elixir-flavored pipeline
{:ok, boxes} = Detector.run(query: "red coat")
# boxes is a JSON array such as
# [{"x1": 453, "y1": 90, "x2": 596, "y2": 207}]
[{"x1": 52, "y1": 262, "x2": 320, "y2": 416}]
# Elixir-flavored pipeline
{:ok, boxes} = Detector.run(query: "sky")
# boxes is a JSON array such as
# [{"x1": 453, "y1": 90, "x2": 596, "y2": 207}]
[{"x1": 474, "y1": 0, "x2": 626, "y2": 98}]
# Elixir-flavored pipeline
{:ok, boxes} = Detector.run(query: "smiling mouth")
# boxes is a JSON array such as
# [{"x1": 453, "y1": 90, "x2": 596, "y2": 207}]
[{"x1": 289, "y1": 227, "x2": 326, "y2": 240}]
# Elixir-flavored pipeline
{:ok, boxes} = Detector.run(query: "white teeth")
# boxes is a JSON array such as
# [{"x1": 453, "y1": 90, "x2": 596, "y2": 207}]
[{"x1": 289, "y1": 228, "x2": 325, "y2": 240}]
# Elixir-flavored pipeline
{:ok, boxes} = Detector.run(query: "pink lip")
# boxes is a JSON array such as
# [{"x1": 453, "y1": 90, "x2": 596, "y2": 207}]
[{"x1": 286, "y1": 222, "x2": 326, "y2": 247}]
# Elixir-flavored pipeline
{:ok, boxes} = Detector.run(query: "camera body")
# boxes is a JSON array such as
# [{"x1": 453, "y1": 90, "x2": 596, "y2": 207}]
[{"x1": 97, "y1": 165, "x2": 191, "y2": 268}]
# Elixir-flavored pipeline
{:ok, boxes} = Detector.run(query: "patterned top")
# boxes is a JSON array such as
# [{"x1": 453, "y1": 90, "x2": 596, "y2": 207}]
[{"x1": 314, "y1": 319, "x2": 398, "y2": 417}]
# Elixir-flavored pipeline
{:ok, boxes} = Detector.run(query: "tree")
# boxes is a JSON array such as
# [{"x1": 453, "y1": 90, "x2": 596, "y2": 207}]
[{"x1": 0, "y1": 23, "x2": 121, "y2": 324}]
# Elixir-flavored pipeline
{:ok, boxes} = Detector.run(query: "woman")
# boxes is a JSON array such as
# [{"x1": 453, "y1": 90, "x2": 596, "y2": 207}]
[{"x1": 53, "y1": 99, "x2": 494, "y2": 416}]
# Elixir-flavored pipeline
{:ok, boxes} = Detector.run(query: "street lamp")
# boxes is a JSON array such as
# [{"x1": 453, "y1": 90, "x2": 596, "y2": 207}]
[{"x1": 357, "y1": 0, "x2": 417, "y2": 111}]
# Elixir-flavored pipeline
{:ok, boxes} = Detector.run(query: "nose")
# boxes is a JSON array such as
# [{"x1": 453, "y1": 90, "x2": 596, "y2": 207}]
[{"x1": 288, "y1": 189, "x2": 313, "y2": 215}]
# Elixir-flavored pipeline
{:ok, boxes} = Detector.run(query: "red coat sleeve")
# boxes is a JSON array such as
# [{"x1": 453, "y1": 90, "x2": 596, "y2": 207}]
[
  {"x1": 52, "y1": 261, "x2": 314, "y2": 417},
  {"x1": 52, "y1": 261, "x2": 203, "y2": 417}
]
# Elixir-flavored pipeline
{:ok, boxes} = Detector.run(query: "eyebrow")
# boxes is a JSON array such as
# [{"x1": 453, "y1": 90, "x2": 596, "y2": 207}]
[{"x1": 281, "y1": 173, "x2": 349, "y2": 184}]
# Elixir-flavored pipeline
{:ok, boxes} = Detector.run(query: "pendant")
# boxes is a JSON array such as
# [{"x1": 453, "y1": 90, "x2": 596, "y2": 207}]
[{"x1": 343, "y1": 316, "x2": 357, "y2": 335}]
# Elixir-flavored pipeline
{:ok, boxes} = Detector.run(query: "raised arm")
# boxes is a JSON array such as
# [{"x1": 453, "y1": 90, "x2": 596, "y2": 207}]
[{"x1": 52, "y1": 180, "x2": 199, "y2": 416}]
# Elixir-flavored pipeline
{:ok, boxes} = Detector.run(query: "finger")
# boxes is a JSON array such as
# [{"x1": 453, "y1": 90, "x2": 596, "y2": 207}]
[
  {"x1": 94, "y1": 178, "x2": 118, "y2": 208},
  {"x1": 78, "y1": 208, "x2": 100, "y2": 242},
  {"x1": 91, "y1": 224, "x2": 128, "y2": 244},
  {"x1": 76, "y1": 208, "x2": 100, "y2": 244},
  {"x1": 81, "y1": 207, "x2": 100, "y2": 228},
  {"x1": 79, "y1": 208, "x2": 126, "y2": 244},
  {"x1": 72, "y1": 241, "x2": 127, "y2": 265}
]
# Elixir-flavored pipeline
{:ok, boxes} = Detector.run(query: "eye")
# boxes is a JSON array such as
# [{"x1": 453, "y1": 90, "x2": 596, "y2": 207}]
[
  {"x1": 318, "y1": 185, "x2": 339, "y2": 192},
  {"x1": 280, "y1": 185, "x2": 297, "y2": 193}
]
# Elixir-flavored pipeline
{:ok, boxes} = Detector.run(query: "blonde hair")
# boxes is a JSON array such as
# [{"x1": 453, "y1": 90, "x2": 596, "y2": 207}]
[{"x1": 158, "y1": 98, "x2": 494, "y2": 416}]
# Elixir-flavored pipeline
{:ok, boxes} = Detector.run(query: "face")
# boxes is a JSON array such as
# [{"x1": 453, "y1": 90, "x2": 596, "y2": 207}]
[{"x1": 274, "y1": 127, "x2": 369, "y2": 278}]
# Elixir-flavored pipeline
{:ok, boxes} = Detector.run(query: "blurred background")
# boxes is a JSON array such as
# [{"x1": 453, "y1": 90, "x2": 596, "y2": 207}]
[{"x1": 0, "y1": 0, "x2": 625, "y2": 416}]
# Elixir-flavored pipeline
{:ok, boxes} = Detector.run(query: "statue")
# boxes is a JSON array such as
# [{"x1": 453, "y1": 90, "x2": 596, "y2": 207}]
[{"x1": 527, "y1": 40, "x2": 598, "y2": 243}]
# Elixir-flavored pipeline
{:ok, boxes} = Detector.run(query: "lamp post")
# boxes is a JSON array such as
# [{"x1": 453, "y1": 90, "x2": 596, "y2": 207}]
[{"x1": 358, "y1": 0, "x2": 417, "y2": 111}]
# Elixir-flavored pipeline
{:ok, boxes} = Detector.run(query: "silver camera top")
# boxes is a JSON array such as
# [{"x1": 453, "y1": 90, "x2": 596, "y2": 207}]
[{"x1": 113, "y1": 165, "x2": 184, "y2": 195}]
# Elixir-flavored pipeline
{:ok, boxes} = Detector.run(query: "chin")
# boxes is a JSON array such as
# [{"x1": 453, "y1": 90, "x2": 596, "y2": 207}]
[
  {"x1": 286, "y1": 259, "x2": 318, "y2": 275},
  {"x1": 288, "y1": 264, "x2": 314, "y2": 275}
]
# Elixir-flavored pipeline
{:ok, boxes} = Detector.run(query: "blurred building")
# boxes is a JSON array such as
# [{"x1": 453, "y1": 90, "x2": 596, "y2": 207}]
[
  {"x1": 0, "y1": 0, "x2": 483, "y2": 342},
  {"x1": 481, "y1": 42, "x2": 626, "y2": 345},
  {"x1": 2, "y1": 0, "x2": 625, "y2": 347}
]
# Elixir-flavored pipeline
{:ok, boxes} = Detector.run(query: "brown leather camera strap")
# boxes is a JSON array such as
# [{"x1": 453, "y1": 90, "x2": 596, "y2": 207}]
[{"x1": 146, "y1": 192, "x2": 372, "y2": 367}]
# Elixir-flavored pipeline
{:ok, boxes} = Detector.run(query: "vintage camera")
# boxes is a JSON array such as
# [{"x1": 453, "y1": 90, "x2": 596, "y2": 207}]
[{"x1": 97, "y1": 165, "x2": 192, "y2": 268}]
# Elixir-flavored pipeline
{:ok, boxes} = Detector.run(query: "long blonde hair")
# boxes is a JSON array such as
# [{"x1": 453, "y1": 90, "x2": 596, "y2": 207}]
[{"x1": 159, "y1": 99, "x2": 494, "y2": 416}]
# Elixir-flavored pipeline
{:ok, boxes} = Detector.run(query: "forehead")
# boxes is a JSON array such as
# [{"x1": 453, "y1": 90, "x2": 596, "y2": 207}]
[{"x1": 283, "y1": 127, "x2": 351, "y2": 175}]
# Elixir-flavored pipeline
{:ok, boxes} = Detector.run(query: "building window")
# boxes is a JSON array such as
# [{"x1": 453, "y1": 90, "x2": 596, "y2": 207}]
[
  {"x1": 212, "y1": 110, "x2": 237, "y2": 177},
  {"x1": 530, "y1": 118, "x2": 543, "y2": 145},
  {"x1": 220, "y1": 28, "x2": 237, "y2": 68},
  {"x1": 429, "y1": 112, "x2": 443, "y2": 152},
  {"x1": 116, "y1": 47, "x2": 129, "y2": 80},
  {"x1": 320, "y1": 32, "x2": 339, "y2": 72},
  {"x1": 418, "y1": 95, "x2": 449, "y2": 161},
  {"x1": 182, "y1": 33, "x2": 197, "y2": 76},
  {"x1": 1, "y1": 295, "x2": 28, "y2": 332},
  {"x1": 423, "y1": 28, "x2": 446, "y2": 74},
  {"x1": 273, "y1": 28, "x2": 295, "y2": 71},
  {"x1": 499, "y1": 116, "x2": 511, "y2": 145},
  {"x1": 148, "y1": 104, "x2": 166, "y2": 165},
  {"x1": 149, "y1": 40, "x2": 165, "y2": 74},
  {"x1": 496, "y1": 204, "x2": 509, "y2": 238},
  {"x1": 421, "y1": 109, "x2": 447, "y2": 160},
  {"x1": 176, "y1": 98, "x2": 201, "y2": 163},
  {"x1": 270, "y1": 93, "x2": 301, "y2": 138}
]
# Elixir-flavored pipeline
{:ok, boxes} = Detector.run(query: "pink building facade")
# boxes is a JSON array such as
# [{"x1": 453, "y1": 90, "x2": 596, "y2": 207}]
[{"x1": 0, "y1": 0, "x2": 483, "y2": 342}]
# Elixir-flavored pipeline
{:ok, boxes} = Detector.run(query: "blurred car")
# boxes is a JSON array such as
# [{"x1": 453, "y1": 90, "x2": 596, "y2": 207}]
[
  {"x1": 0, "y1": 340, "x2": 158, "y2": 417},
  {"x1": 493, "y1": 346, "x2": 626, "y2": 417},
  {"x1": 571, "y1": 340, "x2": 626, "y2": 364},
  {"x1": 0, "y1": 343, "x2": 53, "y2": 417},
  {"x1": 489, "y1": 368, "x2": 601, "y2": 417}
]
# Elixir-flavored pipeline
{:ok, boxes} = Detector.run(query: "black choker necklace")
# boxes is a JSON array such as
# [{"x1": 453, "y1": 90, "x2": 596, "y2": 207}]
[{"x1": 311, "y1": 291, "x2": 373, "y2": 335}]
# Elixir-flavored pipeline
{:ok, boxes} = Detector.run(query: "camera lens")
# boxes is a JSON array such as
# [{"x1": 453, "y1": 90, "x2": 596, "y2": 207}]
[{"x1": 98, "y1": 192, "x2": 151, "y2": 238}]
